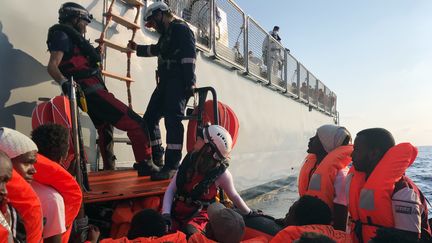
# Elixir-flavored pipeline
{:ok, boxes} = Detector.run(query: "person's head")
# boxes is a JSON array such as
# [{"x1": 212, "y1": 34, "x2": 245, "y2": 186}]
[
  {"x1": 58, "y1": 2, "x2": 93, "y2": 34},
  {"x1": 283, "y1": 196, "x2": 332, "y2": 226},
  {"x1": 369, "y1": 227, "x2": 419, "y2": 243},
  {"x1": 0, "y1": 127, "x2": 38, "y2": 183},
  {"x1": 0, "y1": 151, "x2": 13, "y2": 210},
  {"x1": 352, "y1": 128, "x2": 395, "y2": 175},
  {"x1": 31, "y1": 123, "x2": 69, "y2": 164},
  {"x1": 308, "y1": 125, "x2": 351, "y2": 156},
  {"x1": 194, "y1": 125, "x2": 233, "y2": 173},
  {"x1": 127, "y1": 209, "x2": 166, "y2": 239},
  {"x1": 143, "y1": 1, "x2": 173, "y2": 34},
  {"x1": 205, "y1": 203, "x2": 245, "y2": 243},
  {"x1": 273, "y1": 26, "x2": 280, "y2": 32},
  {"x1": 294, "y1": 232, "x2": 336, "y2": 243}
]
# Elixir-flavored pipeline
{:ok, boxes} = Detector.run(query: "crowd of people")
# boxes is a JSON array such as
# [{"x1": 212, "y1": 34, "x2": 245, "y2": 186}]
[{"x1": 1, "y1": 1, "x2": 431, "y2": 243}]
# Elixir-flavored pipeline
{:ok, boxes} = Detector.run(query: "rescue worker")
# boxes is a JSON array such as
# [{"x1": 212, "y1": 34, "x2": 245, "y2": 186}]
[
  {"x1": 271, "y1": 196, "x2": 349, "y2": 243},
  {"x1": 298, "y1": 125, "x2": 352, "y2": 231},
  {"x1": 161, "y1": 125, "x2": 260, "y2": 237},
  {"x1": 348, "y1": 128, "x2": 432, "y2": 242},
  {"x1": 0, "y1": 151, "x2": 27, "y2": 243},
  {"x1": 46, "y1": 2, "x2": 158, "y2": 175},
  {"x1": 128, "y1": 2, "x2": 197, "y2": 180}
]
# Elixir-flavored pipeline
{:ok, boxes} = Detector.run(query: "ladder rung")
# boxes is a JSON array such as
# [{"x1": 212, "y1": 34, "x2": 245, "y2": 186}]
[
  {"x1": 96, "y1": 38, "x2": 134, "y2": 53},
  {"x1": 101, "y1": 70, "x2": 134, "y2": 83},
  {"x1": 108, "y1": 13, "x2": 140, "y2": 30},
  {"x1": 122, "y1": 0, "x2": 144, "y2": 7}
]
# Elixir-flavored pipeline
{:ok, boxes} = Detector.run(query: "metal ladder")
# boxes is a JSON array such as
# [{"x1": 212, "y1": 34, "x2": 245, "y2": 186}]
[{"x1": 96, "y1": 0, "x2": 144, "y2": 109}]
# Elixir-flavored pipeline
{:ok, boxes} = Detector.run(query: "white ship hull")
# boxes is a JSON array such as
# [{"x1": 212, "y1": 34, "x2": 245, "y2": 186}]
[{"x1": 0, "y1": 0, "x2": 336, "y2": 192}]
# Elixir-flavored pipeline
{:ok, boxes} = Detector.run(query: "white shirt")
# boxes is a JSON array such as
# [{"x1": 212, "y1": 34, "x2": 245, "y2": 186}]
[
  {"x1": 333, "y1": 167, "x2": 349, "y2": 206},
  {"x1": 31, "y1": 181, "x2": 66, "y2": 238}
]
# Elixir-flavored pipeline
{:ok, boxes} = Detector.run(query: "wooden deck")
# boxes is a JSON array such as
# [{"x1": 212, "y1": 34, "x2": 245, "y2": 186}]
[{"x1": 83, "y1": 170, "x2": 170, "y2": 203}]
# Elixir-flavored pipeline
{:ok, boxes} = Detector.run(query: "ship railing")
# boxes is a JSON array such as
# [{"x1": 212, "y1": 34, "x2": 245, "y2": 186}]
[{"x1": 152, "y1": 0, "x2": 337, "y2": 117}]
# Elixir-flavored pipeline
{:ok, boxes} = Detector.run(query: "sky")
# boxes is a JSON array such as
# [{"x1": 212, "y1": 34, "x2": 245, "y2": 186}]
[{"x1": 234, "y1": 0, "x2": 432, "y2": 146}]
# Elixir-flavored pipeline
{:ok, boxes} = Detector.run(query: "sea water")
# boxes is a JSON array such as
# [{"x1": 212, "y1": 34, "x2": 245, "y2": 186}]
[{"x1": 249, "y1": 146, "x2": 432, "y2": 218}]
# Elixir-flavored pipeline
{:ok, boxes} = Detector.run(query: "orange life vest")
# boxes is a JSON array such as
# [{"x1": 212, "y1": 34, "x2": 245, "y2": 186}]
[
  {"x1": 33, "y1": 153, "x2": 82, "y2": 243},
  {"x1": 7, "y1": 170, "x2": 43, "y2": 243},
  {"x1": 188, "y1": 233, "x2": 268, "y2": 243},
  {"x1": 298, "y1": 145, "x2": 353, "y2": 209},
  {"x1": 347, "y1": 143, "x2": 417, "y2": 243},
  {"x1": 0, "y1": 226, "x2": 7, "y2": 243},
  {"x1": 98, "y1": 231, "x2": 187, "y2": 243},
  {"x1": 269, "y1": 224, "x2": 350, "y2": 243}
]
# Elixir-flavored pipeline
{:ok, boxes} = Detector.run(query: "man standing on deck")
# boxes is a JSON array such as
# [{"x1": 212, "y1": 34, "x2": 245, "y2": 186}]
[
  {"x1": 347, "y1": 128, "x2": 431, "y2": 242},
  {"x1": 128, "y1": 2, "x2": 197, "y2": 180},
  {"x1": 46, "y1": 2, "x2": 159, "y2": 175}
]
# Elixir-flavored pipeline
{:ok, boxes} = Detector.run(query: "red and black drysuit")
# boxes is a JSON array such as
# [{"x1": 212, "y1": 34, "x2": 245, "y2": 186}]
[{"x1": 47, "y1": 24, "x2": 152, "y2": 169}]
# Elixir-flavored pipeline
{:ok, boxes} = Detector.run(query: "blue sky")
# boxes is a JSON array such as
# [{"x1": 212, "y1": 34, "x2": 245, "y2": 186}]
[{"x1": 235, "y1": 0, "x2": 432, "y2": 146}]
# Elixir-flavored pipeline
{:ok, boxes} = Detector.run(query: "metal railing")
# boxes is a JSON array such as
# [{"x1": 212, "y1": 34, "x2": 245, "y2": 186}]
[{"x1": 148, "y1": 0, "x2": 338, "y2": 117}]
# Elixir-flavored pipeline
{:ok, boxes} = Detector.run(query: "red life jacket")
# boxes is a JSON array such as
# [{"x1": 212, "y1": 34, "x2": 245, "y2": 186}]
[
  {"x1": 96, "y1": 231, "x2": 187, "y2": 243},
  {"x1": 298, "y1": 145, "x2": 353, "y2": 210},
  {"x1": 7, "y1": 170, "x2": 43, "y2": 243},
  {"x1": 270, "y1": 224, "x2": 350, "y2": 243},
  {"x1": 33, "y1": 153, "x2": 82, "y2": 243},
  {"x1": 347, "y1": 143, "x2": 417, "y2": 243}
]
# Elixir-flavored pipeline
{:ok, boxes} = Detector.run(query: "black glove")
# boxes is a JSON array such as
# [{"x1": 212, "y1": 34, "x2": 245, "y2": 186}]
[
  {"x1": 162, "y1": 213, "x2": 172, "y2": 231},
  {"x1": 61, "y1": 80, "x2": 71, "y2": 96},
  {"x1": 184, "y1": 85, "x2": 195, "y2": 98}
]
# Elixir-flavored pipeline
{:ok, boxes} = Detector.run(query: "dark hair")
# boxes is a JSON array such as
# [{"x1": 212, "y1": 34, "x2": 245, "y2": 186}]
[
  {"x1": 297, "y1": 232, "x2": 336, "y2": 243},
  {"x1": 273, "y1": 26, "x2": 280, "y2": 30},
  {"x1": 127, "y1": 209, "x2": 166, "y2": 239},
  {"x1": 371, "y1": 227, "x2": 419, "y2": 243},
  {"x1": 31, "y1": 124, "x2": 69, "y2": 162},
  {"x1": 293, "y1": 196, "x2": 332, "y2": 225},
  {"x1": 356, "y1": 128, "x2": 395, "y2": 156}
]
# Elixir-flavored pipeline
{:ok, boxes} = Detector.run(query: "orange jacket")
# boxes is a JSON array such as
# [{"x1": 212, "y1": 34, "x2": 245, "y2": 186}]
[
  {"x1": 270, "y1": 225, "x2": 350, "y2": 243},
  {"x1": 96, "y1": 231, "x2": 187, "y2": 243},
  {"x1": 7, "y1": 170, "x2": 43, "y2": 243},
  {"x1": 298, "y1": 145, "x2": 353, "y2": 209},
  {"x1": 347, "y1": 143, "x2": 417, "y2": 243},
  {"x1": 33, "y1": 153, "x2": 82, "y2": 243},
  {"x1": 188, "y1": 232, "x2": 268, "y2": 243}
]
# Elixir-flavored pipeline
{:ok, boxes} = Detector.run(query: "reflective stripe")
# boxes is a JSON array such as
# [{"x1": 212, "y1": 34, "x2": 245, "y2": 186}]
[
  {"x1": 181, "y1": 58, "x2": 196, "y2": 64},
  {"x1": 146, "y1": 45, "x2": 152, "y2": 56},
  {"x1": 308, "y1": 173, "x2": 322, "y2": 191},
  {"x1": 167, "y1": 143, "x2": 183, "y2": 150},
  {"x1": 150, "y1": 139, "x2": 162, "y2": 146},
  {"x1": 359, "y1": 189, "x2": 375, "y2": 210}
]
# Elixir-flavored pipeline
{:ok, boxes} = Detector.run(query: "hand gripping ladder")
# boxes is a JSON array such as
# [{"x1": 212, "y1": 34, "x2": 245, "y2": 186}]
[{"x1": 96, "y1": 0, "x2": 144, "y2": 109}]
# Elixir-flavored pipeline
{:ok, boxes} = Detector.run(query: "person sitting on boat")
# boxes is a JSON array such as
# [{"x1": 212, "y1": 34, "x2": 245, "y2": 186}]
[
  {"x1": 0, "y1": 127, "x2": 67, "y2": 243},
  {"x1": 161, "y1": 125, "x2": 260, "y2": 237},
  {"x1": 188, "y1": 202, "x2": 268, "y2": 243},
  {"x1": 86, "y1": 209, "x2": 187, "y2": 243},
  {"x1": 46, "y1": 2, "x2": 158, "y2": 175},
  {"x1": 347, "y1": 128, "x2": 432, "y2": 242},
  {"x1": 31, "y1": 123, "x2": 83, "y2": 242},
  {"x1": 271, "y1": 195, "x2": 349, "y2": 243},
  {"x1": 0, "y1": 151, "x2": 27, "y2": 243},
  {"x1": 298, "y1": 124, "x2": 352, "y2": 231}
]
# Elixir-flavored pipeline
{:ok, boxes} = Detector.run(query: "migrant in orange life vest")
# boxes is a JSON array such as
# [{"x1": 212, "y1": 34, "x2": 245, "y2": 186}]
[
  {"x1": 298, "y1": 145, "x2": 353, "y2": 210},
  {"x1": 33, "y1": 153, "x2": 82, "y2": 243},
  {"x1": 91, "y1": 231, "x2": 187, "y2": 243},
  {"x1": 347, "y1": 142, "x2": 417, "y2": 243},
  {"x1": 7, "y1": 170, "x2": 43, "y2": 243},
  {"x1": 269, "y1": 224, "x2": 350, "y2": 243},
  {"x1": 188, "y1": 232, "x2": 269, "y2": 243}
]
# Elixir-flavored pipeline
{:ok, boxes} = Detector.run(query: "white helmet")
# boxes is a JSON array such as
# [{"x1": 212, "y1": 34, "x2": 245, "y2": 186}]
[
  {"x1": 144, "y1": 1, "x2": 170, "y2": 21},
  {"x1": 203, "y1": 125, "x2": 233, "y2": 160}
]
